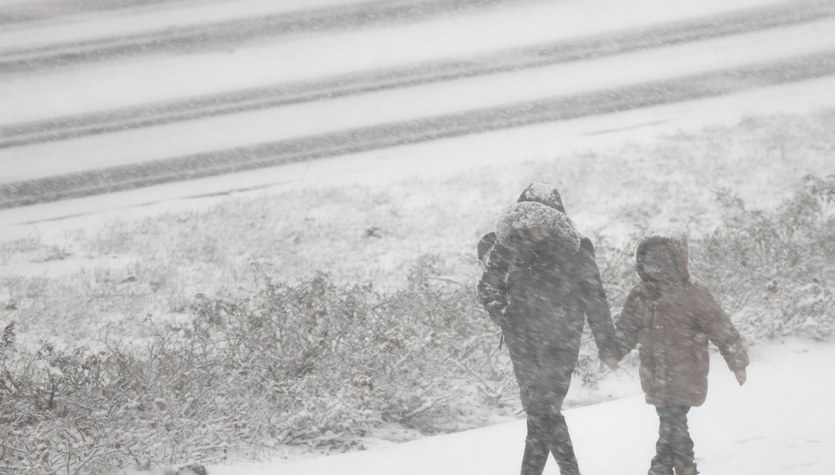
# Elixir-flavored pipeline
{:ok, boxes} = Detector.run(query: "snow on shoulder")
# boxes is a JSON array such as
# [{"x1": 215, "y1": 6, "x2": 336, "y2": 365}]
[{"x1": 495, "y1": 201, "x2": 580, "y2": 253}]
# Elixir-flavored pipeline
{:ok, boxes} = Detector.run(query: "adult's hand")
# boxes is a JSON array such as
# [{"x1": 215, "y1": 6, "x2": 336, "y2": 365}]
[
  {"x1": 735, "y1": 368, "x2": 747, "y2": 386},
  {"x1": 602, "y1": 358, "x2": 619, "y2": 370},
  {"x1": 485, "y1": 297, "x2": 506, "y2": 313},
  {"x1": 481, "y1": 288, "x2": 507, "y2": 312}
]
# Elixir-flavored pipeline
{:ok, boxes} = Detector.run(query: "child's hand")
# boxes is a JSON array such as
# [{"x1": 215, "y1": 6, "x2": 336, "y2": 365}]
[
  {"x1": 602, "y1": 358, "x2": 619, "y2": 370},
  {"x1": 734, "y1": 368, "x2": 747, "y2": 386}
]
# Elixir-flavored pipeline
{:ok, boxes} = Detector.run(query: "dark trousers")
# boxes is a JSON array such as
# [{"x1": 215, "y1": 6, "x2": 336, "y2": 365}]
[
  {"x1": 651, "y1": 406, "x2": 695, "y2": 473},
  {"x1": 521, "y1": 412, "x2": 580, "y2": 475}
]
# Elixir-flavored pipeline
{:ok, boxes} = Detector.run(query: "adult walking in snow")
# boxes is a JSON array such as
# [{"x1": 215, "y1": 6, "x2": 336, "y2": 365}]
[{"x1": 477, "y1": 184, "x2": 619, "y2": 475}]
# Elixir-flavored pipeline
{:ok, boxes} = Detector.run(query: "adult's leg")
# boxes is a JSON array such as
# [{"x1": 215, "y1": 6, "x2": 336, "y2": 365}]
[
  {"x1": 537, "y1": 351, "x2": 579, "y2": 474},
  {"x1": 549, "y1": 412, "x2": 581, "y2": 475},
  {"x1": 502, "y1": 327, "x2": 534, "y2": 412},
  {"x1": 522, "y1": 414, "x2": 550, "y2": 475}
]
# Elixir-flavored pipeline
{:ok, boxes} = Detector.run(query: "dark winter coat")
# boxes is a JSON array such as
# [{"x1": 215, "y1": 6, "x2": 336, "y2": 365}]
[
  {"x1": 478, "y1": 185, "x2": 617, "y2": 415},
  {"x1": 614, "y1": 232, "x2": 749, "y2": 407},
  {"x1": 477, "y1": 232, "x2": 498, "y2": 264}
]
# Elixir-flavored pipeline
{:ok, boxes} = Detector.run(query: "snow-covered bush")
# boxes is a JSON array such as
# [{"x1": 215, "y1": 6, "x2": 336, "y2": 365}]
[
  {"x1": 0, "y1": 259, "x2": 511, "y2": 474},
  {"x1": 579, "y1": 174, "x2": 835, "y2": 344},
  {"x1": 694, "y1": 174, "x2": 835, "y2": 340},
  {"x1": 570, "y1": 175, "x2": 835, "y2": 387}
]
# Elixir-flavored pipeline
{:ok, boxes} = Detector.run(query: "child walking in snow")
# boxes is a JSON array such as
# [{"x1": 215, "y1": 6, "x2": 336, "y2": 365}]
[{"x1": 612, "y1": 232, "x2": 749, "y2": 475}]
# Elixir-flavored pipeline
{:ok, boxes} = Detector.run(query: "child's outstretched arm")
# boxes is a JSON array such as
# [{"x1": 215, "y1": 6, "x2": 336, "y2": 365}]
[{"x1": 694, "y1": 282, "x2": 750, "y2": 384}]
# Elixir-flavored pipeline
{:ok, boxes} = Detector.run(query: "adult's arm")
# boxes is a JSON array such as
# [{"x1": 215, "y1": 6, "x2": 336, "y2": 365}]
[
  {"x1": 577, "y1": 238, "x2": 618, "y2": 359},
  {"x1": 613, "y1": 286, "x2": 646, "y2": 360}
]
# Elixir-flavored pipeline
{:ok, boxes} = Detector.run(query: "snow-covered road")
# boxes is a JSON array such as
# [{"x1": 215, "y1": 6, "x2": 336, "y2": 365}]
[
  {"x1": 3, "y1": 0, "x2": 833, "y2": 149},
  {"x1": 0, "y1": 0, "x2": 540, "y2": 74},
  {"x1": 3, "y1": 49, "x2": 835, "y2": 210},
  {"x1": 1, "y1": 0, "x2": 834, "y2": 210}
]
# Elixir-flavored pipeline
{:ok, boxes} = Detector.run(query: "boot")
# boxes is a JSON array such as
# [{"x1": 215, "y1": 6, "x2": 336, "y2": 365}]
[{"x1": 674, "y1": 465, "x2": 698, "y2": 475}]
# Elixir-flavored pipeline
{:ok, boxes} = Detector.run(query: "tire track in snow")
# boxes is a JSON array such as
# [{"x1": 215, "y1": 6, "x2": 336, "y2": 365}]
[
  {"x1": 2, "y1": 49, "x2": 834, "y2": 209},
  {"x1": 0, "y1": 0, "x2": 208, "y2": 26},
  {"x1": 0, "y1": 0, "x2": 538, "y2": 73},
  {"x1": 1, "y1": 0, "x2": 833, "y2": 149}
]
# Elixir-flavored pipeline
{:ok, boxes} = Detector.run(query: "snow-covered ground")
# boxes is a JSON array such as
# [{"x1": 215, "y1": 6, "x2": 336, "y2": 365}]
[{"x1": 209, "y1": 341, "x2": 835, "y2": 475}]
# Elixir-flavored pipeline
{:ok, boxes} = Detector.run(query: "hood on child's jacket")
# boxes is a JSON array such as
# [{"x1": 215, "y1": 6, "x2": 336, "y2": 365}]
[{"x1": 636, "y1": 230, "x2": 691, "y2": 283}]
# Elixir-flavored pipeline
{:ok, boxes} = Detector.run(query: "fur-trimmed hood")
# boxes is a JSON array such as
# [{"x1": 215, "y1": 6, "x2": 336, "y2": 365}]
[
  {"x1": 636, "y1": 229, "x2": 690, "y2": 283},
  {"x1": 517, "y1": 183, "x2": 566, "y2": 213},
  {"x1": 495, "y1": 201, "x2": 580, "y2": 254}
]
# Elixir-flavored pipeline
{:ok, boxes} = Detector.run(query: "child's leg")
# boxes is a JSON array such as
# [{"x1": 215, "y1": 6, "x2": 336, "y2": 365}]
[
  {"x1": 650, "y1": 407, "x2": 677, "y2": 474},
  {"x1": 669, "y1": 406, "x2": 695, "y2": 471}
]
